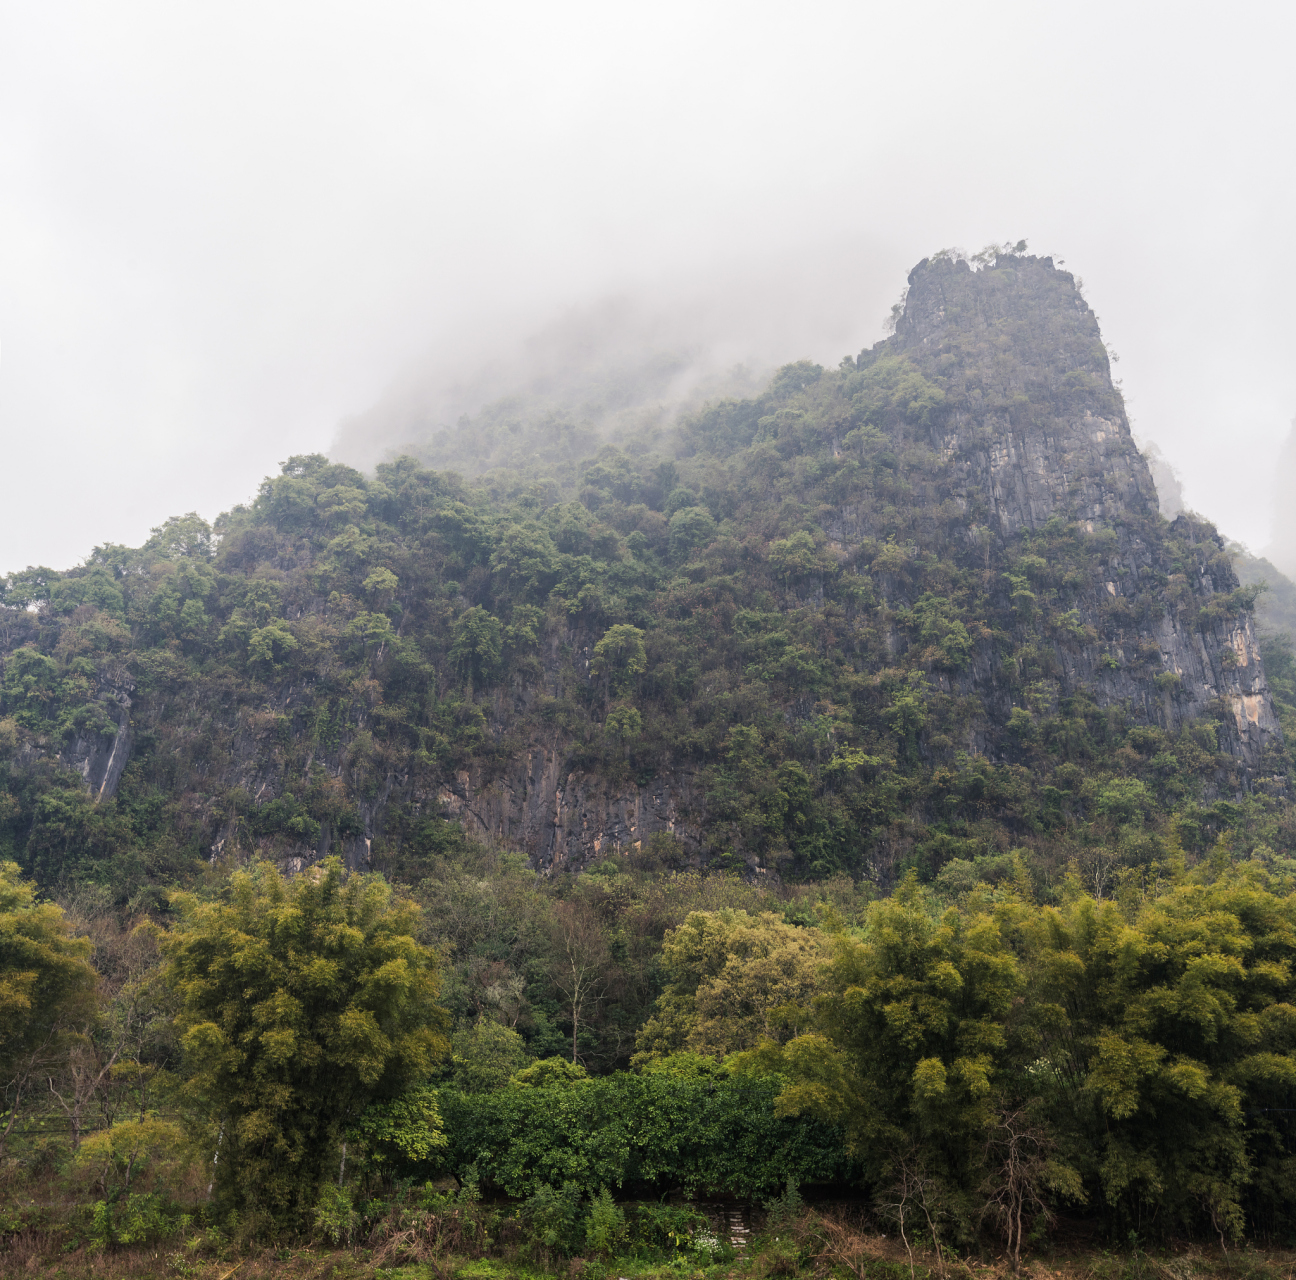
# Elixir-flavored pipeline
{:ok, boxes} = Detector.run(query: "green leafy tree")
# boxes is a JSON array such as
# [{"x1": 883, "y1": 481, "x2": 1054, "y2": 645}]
[
  {"x1": 604, "y1": 703, "x2": 642, "y2": 748},
  {"x1": 144, "y1": 512, "x2": 215, "y2": 560},
  {"x1": 450, "y1": 1019, "x2": 530, "y2": 1093},
  {"x1": 0, "y1": 648, "x2": 61, "y2": 732},
  {"x1": 768, "y1": 531, "x2": 829, "y2": 585},
  {"x1": 349, "y1": 1081, "x2": 446, "y2": 1165},
  {"x1": 248, "y1": 620, "x2": 300, "y2": 671},
  {"x1": 0, "y1": 861, "x2": 98, "y2": 1154},
  {"x1": 590, "y1": 624, "x2": 647, "y2": 696},
  {"x1": 449, "y1": 606, "x2": 503, "y2": 695},
  {"x1": 164, "y1": 858, "x2": 448, "y2": 1224},
  {"x1": 512, "y1": 1056, "x2": 590, "y2": 1089},
  {"x1": 668, "y1": 507, "x2": 717, "y2": 560},
  {"x1": 634, "y1": 909, "x2": 831, "y2": 1062}
]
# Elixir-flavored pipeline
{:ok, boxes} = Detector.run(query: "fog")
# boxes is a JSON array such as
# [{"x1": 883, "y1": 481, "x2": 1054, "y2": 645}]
[{"x1": 2, "y1": 1, "x2": 1294, "y2": 574}]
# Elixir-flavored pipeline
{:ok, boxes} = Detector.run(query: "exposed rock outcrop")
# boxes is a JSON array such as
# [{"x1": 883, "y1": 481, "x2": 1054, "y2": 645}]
[
  {"x1": 435, "y1": 748, "x2": 703, "y2": 871},
  {"x1": 895, "y1": 254, "x2": 1278, "y2": 765},
  {"x1": 60, "y1": 670, "x2": 134, "y2": 801}
]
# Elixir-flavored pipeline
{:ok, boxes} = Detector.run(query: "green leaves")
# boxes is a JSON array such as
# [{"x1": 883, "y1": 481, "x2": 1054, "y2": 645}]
[
  {"x1": 590, "y1": 623, "x2": 646, "y2": 694},
  {"x1": 350, "y1": 1082, "x2": 447, "y2": 1162},
  {"x1": 0, "y1": 861, "x2": 98, "y2": 1158},
  {"x1": 0, "y1": 648, "x2": 60, "y2": 732},
  {"x1": 248, "y1": 620, "x2": 299, "y2": 670},
  {"x1": 439, "y1": 1068, "x2": 854, "y2": 1201},
  {"x1": 449, "y1": 606, "x2": 503, "y2": 690},
  {"x1": 165, "y1": 858, "x2": 449, "y2": 1225},
  {"x1": 667, "y1": 506, "x2": 717, "y2": 561}
]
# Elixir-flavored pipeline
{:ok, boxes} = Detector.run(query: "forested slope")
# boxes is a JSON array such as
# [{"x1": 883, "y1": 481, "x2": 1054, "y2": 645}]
[{"x1": 0, "y1": 249, "x2": 1291, "y2": 905}]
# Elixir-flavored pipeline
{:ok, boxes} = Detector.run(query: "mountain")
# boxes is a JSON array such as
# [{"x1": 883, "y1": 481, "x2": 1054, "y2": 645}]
[{"x1": 0, "y1": 248, "x2": 1289, "y2": 903}]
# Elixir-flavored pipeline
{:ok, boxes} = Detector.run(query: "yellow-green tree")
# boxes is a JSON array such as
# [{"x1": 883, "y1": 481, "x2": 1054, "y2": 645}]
[
  {"x1": 1026, "y1": 861, "x2": 1296, "y2": 1240},
  {"x1": 165, "y1": 858, "x2": 448, "y2": 1225},
  {"x1": 745, "y1": 875, "x2": 1029, "y2": 1201},
  {"x1": 634, "y1": 909, "x2": 831, "y2": 1062},
  {"x1": 0, "y1": 861, "x2": 98, "y2": 1154}
]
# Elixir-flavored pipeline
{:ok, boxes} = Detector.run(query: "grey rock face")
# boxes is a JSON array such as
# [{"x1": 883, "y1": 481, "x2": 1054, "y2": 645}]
[
  {"x1": 435, "y1": 746, "x2": 702, "y2": 872},
  {"x1": 875, "y1": 254, "x2": 1280, "y2": 767},
  {"x1": 895, "y1": 253, "x2": 1161, "y2": 536},
  {"x1": 59, "y1": 671, "x2": 134, "y2": 801}
]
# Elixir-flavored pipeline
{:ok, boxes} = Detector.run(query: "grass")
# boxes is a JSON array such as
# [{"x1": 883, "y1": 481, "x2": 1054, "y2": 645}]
[
  {"x1": 3, "y1": 1231, "x2": 1294, "y2": 1280},
  {"x1": 2, "y1": 1183, "x2": 1294, "y2": 1280}
]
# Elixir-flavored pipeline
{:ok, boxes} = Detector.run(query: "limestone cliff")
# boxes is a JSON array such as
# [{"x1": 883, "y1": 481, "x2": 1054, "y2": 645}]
[
  {"x1": 874, "y1": 254, "x2": 1278, "y2": 765},
  {"x1": 8, "y1": 250, "x2": 1281, "y2": 889},
  {"x1": 433, "y1": 255, "x2": 1281, "y2": 868}
]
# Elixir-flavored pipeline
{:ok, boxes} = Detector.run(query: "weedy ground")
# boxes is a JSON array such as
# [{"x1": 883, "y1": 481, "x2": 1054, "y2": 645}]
[{"x1": 2, "y1": 1225, "x2": 1293, "y2": 1280}]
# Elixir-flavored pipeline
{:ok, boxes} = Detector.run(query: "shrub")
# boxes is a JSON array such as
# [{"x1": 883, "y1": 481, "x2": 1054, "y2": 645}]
[{"x1": 584, "y1": 1188, "x2": 627, "y2": 1257}]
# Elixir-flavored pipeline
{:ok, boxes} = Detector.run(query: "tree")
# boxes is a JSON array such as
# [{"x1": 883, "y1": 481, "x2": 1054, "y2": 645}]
[
  {"x1": 979, "y1": 1107, "x2": 1081, "y2": 1273},
  {"x1": 0, "y1": 861, "x2": 98, "y2": 1155},
  {"x1": 0, "y1": 647, "x2": 61, "y2": 732},
  {"x1": 753, "y1": 874, "x2": 1027, "y2": 1198},
  {"x1": 1023, "y1": 864, "x2": 1296, "y2": 1240},
  {"x1": 589, "y1": 624, "x2": 647, "y2": 697},
  {"x1": 634, "y1": 909, "x2": 830, "y2": 1062},
  {"x1": 767, "y1": 531, "x2": 831, "y2": 588},
  {"x1": 450, "y1": 1019, "x2": 530, "y2": 1093},
  {"x1": 46, "y1": 903, "x2": 173, "y2": 1153},
  {"x1": 144, "y1": 512, "x2": 215, "y2": 560},
  {"x1": 604, "y1": 703, "x2": 642, "y2": 753},
  {"x1": 875, "y1": 1143, "x2": 953, "y2": 1280},
  {"x1": 668, "y1": 507, "x2": 717, "y2": 560},
  {"x1": 548, "y1": 899, "x2": 613, "y2": 1064},
  {"x1": 449, "y1": 606, "x2": 503, "y2": 696},
  {"x1": 164, "y1": 858, "x2": 448, "y2": 1224}
]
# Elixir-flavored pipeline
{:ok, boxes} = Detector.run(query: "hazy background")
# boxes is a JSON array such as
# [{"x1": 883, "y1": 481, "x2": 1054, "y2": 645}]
[{"x1": 2, "y1": 0, "x2": 1294, "y2": 574}]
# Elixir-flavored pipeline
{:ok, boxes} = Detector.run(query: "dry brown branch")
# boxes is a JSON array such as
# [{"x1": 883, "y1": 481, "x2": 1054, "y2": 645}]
[
  {"x1": 816, "y1": 1206, "x2": 889, "y2": 1280},
  {"x1": 877, "y1": 1147, "x2": 950, "y2": 1280},
  {"x1": 979, "y1": 1107, "x2": 1059, "y2": 1273}
]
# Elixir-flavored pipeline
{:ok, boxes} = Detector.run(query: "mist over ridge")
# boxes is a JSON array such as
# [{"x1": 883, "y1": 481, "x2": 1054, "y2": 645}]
[
  {"x1": 330, "y1": 243, "x2": 903, "y2": 480},
  {"x1": 329, "y1": 241, "x2": 1296, "y2": 656}
]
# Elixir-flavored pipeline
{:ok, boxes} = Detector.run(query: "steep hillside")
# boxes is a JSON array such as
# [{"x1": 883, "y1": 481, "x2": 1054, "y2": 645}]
[{"x1": 0, "y1": 249, "x2": 1288, "y2": 903}]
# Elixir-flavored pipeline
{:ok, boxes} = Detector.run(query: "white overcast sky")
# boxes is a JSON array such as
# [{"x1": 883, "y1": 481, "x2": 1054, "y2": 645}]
[{"x1": 2, "y1": 0, "x2": 1293, "y2": 573}]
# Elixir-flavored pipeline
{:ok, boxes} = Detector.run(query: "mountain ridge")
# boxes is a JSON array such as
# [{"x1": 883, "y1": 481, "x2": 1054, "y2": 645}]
[{"x1": 0, "y1": 248, "x2": 1287, "y2": 901}]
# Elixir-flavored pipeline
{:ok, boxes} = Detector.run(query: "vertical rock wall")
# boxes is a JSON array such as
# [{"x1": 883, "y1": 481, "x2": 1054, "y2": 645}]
[{"x1": 889, "y1": 253, "x2": 1280, "y2": 767}]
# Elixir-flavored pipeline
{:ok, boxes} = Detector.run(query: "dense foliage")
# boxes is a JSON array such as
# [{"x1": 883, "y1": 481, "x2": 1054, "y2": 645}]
[
  {"x1": 165, "y1": 857, "x2": 447, "y2": 1225},
  {"x1": 0, "y1": 380, "x2": 1288, "y2": 905}
]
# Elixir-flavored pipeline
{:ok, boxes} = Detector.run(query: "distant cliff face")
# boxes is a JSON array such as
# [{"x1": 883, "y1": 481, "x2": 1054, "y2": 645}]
[
  {"x1": 881, "y1": 255, "x2": 1279, "y2": 764},
  {"x1": 429, "y1": 255, "x2": 1281, "y2": 869},
  {"x1": 4, "y1": 250, "x2": 1281, "y2": 892},
  {"x1": 894, "y1": 254, "x2": 1160, "y2": 535}
]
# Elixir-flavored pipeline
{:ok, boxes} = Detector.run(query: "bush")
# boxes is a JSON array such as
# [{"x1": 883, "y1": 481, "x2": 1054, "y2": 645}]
[
  {"x1": 520, "y1": 1180, "x2": 586, "y2": 1257},
  {"x1": 631, "y1": 1200, "x2": 710, "y2": 1255},
  {"x1": 584, "y1": 1187, "x2": 626, "y2": 1257},
  {"x1": 87, "y1": 1192, "x2": 182, "y2": 1249},
  {"x1": 312, "y1": 1183, "x2": 358, "y2": 1245}
]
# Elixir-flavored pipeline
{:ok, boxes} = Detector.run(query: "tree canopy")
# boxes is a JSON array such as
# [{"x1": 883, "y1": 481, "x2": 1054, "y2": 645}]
[{"x1": 164, "y1": 857, "x2": 448, "y2": 1224}]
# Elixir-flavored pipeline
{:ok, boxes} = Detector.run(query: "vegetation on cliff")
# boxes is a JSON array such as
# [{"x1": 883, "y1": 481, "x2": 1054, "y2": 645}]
[{"x1": 0, "y1": 261, "x2": 1288, "y2": 902}]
